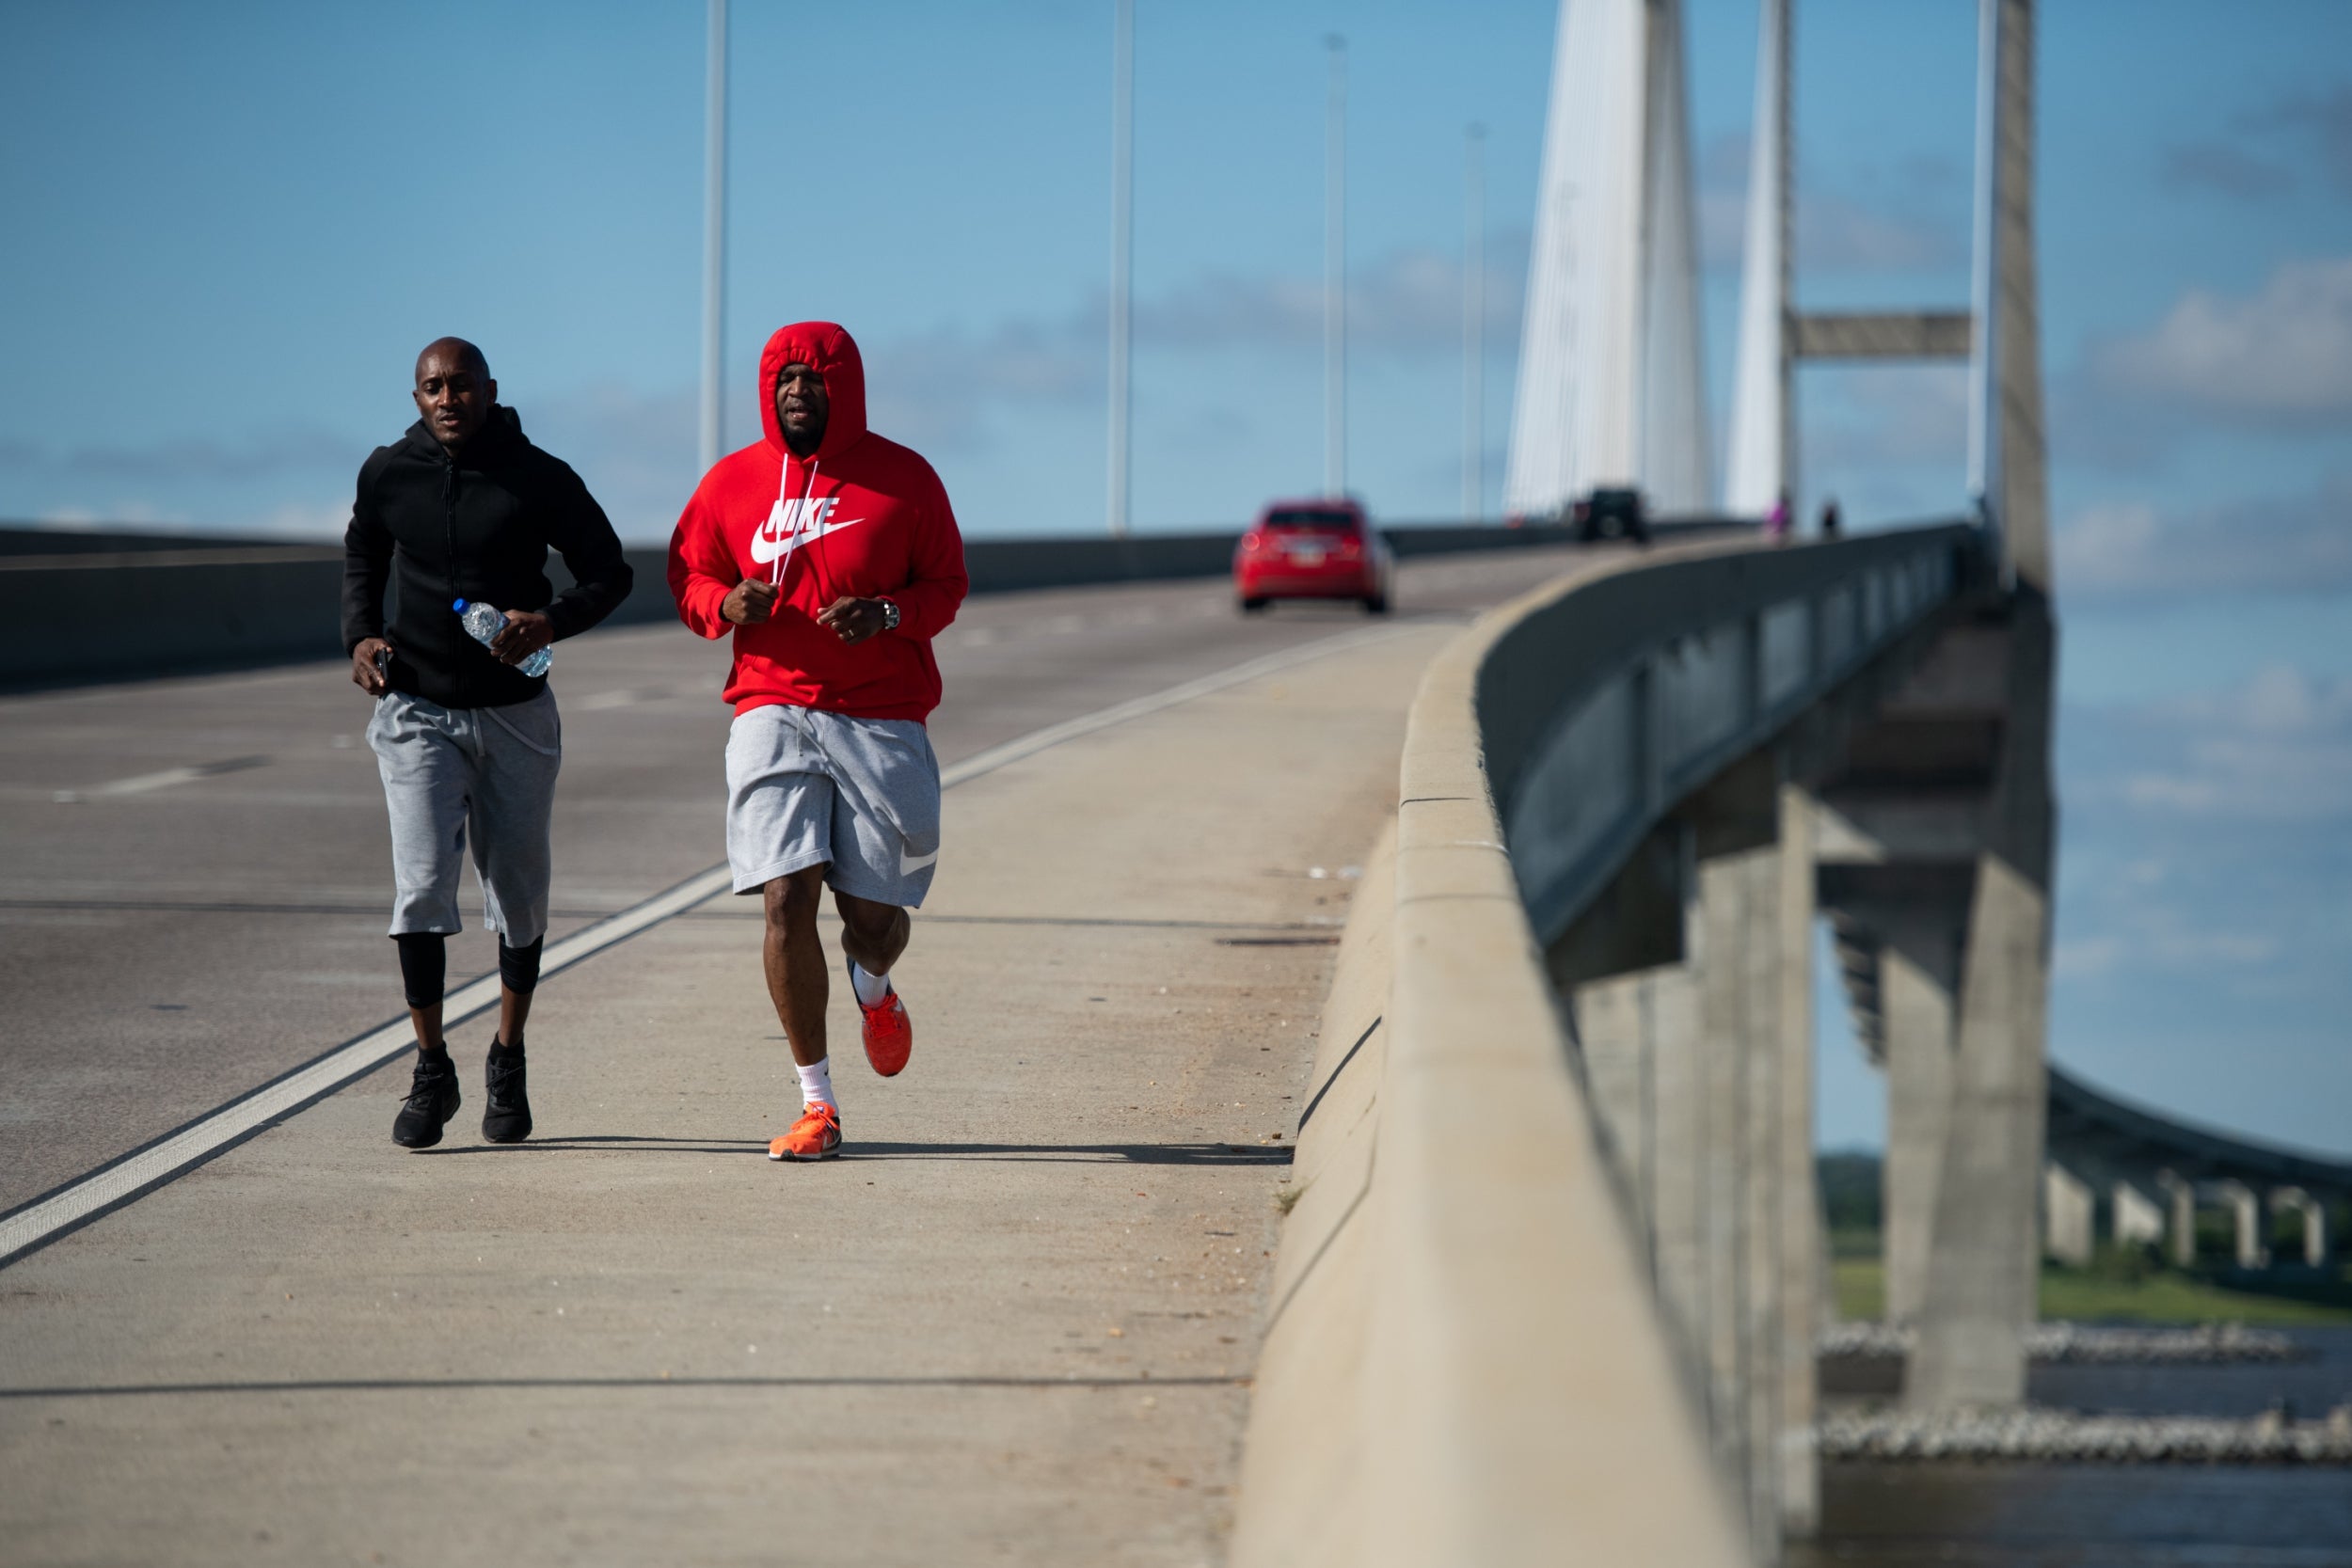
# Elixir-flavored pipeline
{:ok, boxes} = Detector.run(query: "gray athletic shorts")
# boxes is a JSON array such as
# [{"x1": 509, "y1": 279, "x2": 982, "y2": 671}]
[
  {"x1": 724, "y1": 705, "x2": 942, "y2": 908},
  {"x1": 367, "y1": 687, "x2": 561, "y2": 944}
]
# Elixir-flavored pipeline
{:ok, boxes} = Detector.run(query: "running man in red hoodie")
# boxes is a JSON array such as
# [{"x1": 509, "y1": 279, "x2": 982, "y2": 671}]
[{"x1": 669, "y1": 323, "x2": 968, "y2": 1161}]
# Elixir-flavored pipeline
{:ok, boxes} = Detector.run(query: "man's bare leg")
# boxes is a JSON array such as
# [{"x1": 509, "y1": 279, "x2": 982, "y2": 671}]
[
  {"x1": 763, "y1": 864, "x2": 832, "y2": 1067},
  {"x1": 498, "y1": 984, "x2": 534, "y2": 1047},
  {"x1": 409, "y1": 985, "x2": 530, "y2": 1052},
  {"x1": 834, "y1": 888, "x2": 910, "y2": 980}
]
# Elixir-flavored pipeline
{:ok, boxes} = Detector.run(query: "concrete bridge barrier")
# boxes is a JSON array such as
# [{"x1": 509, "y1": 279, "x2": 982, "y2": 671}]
[
  {"x1": 1232, "y1": 525, "x2": 1977, "y2": 1564},
  {"x1": 0, "y1": 521, "x2": 1740, "y2": 689}
]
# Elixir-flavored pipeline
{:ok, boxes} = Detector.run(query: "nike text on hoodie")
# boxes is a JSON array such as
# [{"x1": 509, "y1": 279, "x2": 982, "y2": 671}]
[{"x1": 667, "y1": 322, "x2": 969, "y2": 721}]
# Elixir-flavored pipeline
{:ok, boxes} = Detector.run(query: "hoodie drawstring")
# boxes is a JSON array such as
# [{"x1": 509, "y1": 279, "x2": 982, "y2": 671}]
[{"x1": 768, "y1": 456, "x2": 825, "y2": 592}]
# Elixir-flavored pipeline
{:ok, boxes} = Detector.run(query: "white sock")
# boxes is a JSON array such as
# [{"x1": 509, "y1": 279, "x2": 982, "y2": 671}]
[
  {"x1": 849, "y1": 960, "x2": 893, "y2": 1006},
  {"x1": 796, "y1": 1056, "x2": 835, "y2": 1109}
]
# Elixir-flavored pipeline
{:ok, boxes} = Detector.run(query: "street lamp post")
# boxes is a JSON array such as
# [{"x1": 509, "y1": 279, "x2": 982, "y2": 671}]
[
  {"x1": 1464, "y1": 122, "x2": 1486, "y2": 525},
  {"x1": 1324, "y1": 34, "x2": 1346, "y2": 500},
  {"x1": 1107, "y1": 0, "x2": 1135, "y2": 538},
  {"x1": 698, "y1": 0, "x2": 729, "y2": 473}
]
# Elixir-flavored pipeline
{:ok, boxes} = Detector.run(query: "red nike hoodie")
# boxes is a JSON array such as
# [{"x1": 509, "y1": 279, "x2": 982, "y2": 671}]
[{"x1": 668, "y1": 322, "x2": 968, "y2": 720}]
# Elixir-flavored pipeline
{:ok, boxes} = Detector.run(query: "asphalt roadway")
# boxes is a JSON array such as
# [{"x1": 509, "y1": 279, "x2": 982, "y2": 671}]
[{"x1": 0, "y1": 546, "x2": 1595, "y2": 1566}]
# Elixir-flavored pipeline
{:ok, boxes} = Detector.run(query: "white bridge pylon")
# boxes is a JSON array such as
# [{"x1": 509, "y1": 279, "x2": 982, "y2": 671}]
[{"x1": 1505, "y1": 0, "x2": 1712, "y2": 521}]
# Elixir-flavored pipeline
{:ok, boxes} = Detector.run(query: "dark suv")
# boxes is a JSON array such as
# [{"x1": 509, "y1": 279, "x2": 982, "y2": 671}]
[{"x1": 1572, "y1": 487, "x2": 1649, "y2": 544}]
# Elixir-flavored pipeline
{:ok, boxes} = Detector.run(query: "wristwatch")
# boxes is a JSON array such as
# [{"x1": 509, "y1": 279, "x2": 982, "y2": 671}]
[{"x1": 878, "y1": 597, "x2": 901, "y2": 632}]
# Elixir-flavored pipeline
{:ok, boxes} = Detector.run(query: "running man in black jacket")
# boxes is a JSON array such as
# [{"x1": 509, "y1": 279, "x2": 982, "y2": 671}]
[{"x1": 342, "y1": 337, "x2": 632, "y2": 1148}]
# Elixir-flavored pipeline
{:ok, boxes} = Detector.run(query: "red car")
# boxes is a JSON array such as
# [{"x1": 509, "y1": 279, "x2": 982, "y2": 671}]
[{"x1": 1233, "y1": 499, "x2": 1394, "y2": 614}]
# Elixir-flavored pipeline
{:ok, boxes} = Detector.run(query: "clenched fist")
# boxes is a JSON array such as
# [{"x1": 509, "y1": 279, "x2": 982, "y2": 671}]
[{"x1": 723, "y1": 578, "x2": 781, "y2": 625}]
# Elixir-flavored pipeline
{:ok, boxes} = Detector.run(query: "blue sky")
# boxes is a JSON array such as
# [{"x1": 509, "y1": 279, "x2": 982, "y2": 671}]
[{"x1": 5, "y1": 0, "x2": 2347, "y2": 1153}]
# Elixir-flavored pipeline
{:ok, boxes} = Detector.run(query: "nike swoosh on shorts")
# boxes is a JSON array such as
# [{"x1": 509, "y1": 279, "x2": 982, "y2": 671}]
[{"x1": 899, "y1": 846, "x2": 940, "y2": 876}]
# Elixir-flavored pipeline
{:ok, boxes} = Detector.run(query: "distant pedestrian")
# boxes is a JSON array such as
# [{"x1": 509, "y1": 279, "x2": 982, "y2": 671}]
[
  {"x1": 343, "y1": 338, "x2": 633, "y2": 1149},
  {"x1": 1765, "y1": 490, "x2": 1792, "y2": 544},
  {"x1": 1820, "y1": 497, "x2": 1842, "y2": 538},
  {"x1": 668, "y1": 322, "x2": 968, "y2": 1162}
]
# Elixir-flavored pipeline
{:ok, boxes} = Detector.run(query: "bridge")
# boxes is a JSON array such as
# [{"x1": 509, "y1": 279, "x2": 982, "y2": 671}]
[{"x1": 0, "y1": 1, "x2": 2338, "y2": 1565}]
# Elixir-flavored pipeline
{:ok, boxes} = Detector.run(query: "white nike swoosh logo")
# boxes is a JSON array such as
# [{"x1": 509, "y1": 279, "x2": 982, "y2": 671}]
[
  {"x1": 748, "y1": 514, "x2": 867, "y2": 565},
  {"x1": 898, "y1": 847, "x2": 939, "y2": 875}
]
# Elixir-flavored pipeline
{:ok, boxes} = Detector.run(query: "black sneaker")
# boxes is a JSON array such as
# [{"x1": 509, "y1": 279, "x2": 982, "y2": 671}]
[
  {"x1": 392, "y1": 1050, "x2": 460, "y2": 1148},
  {"x1": 483, "y1": 1038, "x2": 532, "y2": 1144}
]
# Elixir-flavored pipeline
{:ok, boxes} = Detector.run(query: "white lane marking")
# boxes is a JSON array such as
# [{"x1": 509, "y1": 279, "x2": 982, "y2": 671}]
[
  {"x1": 0, "y1": 621, "x2": 1421, "y2": 1269},
  {"x1": 0, "y1": 863, "x2": 730, "y2": 1268},
  {"x1": 53, "y1": 755, "x2": 269, "y2": 804}
]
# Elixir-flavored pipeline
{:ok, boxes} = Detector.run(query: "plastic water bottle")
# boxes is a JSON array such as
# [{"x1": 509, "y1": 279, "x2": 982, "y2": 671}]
[{"x1": 453, "y1": 598, "x2": 552, "y2": 677}]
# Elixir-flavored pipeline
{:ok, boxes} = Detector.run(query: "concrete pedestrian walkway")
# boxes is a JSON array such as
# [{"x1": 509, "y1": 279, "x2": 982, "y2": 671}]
[{"x1": 0, "y1": 625, "x2": 1452, "y2": 1567}]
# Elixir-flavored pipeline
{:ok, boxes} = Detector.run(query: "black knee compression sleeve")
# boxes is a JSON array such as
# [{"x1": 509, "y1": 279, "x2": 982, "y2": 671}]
[
  {"x1": 393, "y1": 932, "x2": 446, "y2": 1010},
  {"x1": 498, "y1": 935, "x2": 545, "y2": 995}
]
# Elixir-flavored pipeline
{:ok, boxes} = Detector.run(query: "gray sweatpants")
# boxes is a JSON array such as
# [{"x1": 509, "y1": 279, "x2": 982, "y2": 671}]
[{"x1": 367, "y1": 688, "x2": 562, "y2": 945}]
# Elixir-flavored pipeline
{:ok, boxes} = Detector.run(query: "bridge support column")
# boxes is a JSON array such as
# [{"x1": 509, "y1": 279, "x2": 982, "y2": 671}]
[
  {"x1": 1772, "y1": 783, "x2": 1820, "y2": 1539},
  {"x1": 1650, "y1": 962, "x2": 1710, "y2": 1395},
  {"x1": 1684, "y1": 758, "x2": 1819, "y2": 1557},
  {"x1": 1878, "y1": 929, "x2": 1961, "y2": 1325},
  {"x1": 2217, "y1": 1180, "x2": 2268, "y2": 1269},
  {"x1": 1557, "y1": 826, "x2": 1709, "y2": 1404},
  {"x1": 1899, "y1": 0, "x2": 2058, "y2": 1415},
  {"x1": 1695, "y1": 839, "x2": 1768, "y2": 1554},
  {"x1": 2114, "y1": 1179, "x2": 2166, "y2": 1251},
  {"x1": 2160, "y1": 1171, "x2": 2198, "y2": 1267},
  {"x1": 1906, "y1": 849, "x2": 2050, "y2": 1409},
  {"x1": 2042, "y1": 1162, "x2": 2093, "y2": 1267},
  {"x1": 2272, "y1": 1187, "x2": 2328, "y2": 1268}
]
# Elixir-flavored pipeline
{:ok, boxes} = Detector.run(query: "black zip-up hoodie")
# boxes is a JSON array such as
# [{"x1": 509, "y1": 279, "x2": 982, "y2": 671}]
[{"x1": 341, "y1": 406, "x2": 632, "y2": 709}]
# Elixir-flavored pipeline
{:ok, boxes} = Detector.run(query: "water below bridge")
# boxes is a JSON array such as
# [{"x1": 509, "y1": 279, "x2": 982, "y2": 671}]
[{"x1": 1794, "y1": 1326, "x2": 2352, "y2": 1566}]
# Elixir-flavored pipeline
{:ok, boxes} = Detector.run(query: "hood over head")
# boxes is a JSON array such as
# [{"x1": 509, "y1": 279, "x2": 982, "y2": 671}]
[{"x1": 758, "y1": 322, "x2": 867, "y2": 464}]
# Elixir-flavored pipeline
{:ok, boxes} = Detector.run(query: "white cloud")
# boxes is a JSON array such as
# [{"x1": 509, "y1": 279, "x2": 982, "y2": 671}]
[
  {"x1": 862, "y1": 318, "x2": 1100, "y2": 457},
  {"x1": 2054, "y1": 474, "x2": 2352, "y2": 600},
  {"x1": 2099, "y1": 665, "x2": 2352, "y2": 825},
  {"x1": 2054, "y1": 934, "x2": 2123, "y2": 979},
  {"x1": 1136, "y1": 239, "x2": 1526, "y2": 356},
  {"x1": 2090, "y1": 256, "x2": 2352, "y2": 424}
]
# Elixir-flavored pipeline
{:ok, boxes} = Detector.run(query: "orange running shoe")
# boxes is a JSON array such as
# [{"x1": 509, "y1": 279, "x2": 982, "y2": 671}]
[
  {"x1": 849, "y1": 958, "x2": 913, "y2": 1077},
  {"x1": 769, "y1": 1100, "x2": 842, "y2": 1162}
]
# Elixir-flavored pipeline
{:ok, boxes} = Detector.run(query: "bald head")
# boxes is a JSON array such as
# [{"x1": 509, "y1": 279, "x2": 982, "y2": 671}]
[
  {"x1": 412, "y1": 338, "x2": 497, "y2": 453},
  {"x1": 418, "y1": 337, "x2": 489, "y2": 383}
]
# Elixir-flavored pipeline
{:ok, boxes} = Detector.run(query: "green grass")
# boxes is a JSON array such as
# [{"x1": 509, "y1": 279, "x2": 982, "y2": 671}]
[
  {"x1": 1833, "y1": 1259, "x2": 1886, "y2": 1322},
  {"x1": 1832, "y1": 1255, "x2": 2352, "y2": 1328}
]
